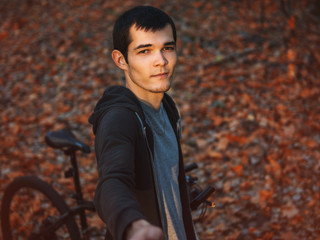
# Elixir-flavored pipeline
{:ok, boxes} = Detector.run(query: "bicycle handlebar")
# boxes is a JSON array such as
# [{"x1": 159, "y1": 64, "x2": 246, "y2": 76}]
[{"x1": 184, "y1": 162, "x2": 198, "y2": 173}]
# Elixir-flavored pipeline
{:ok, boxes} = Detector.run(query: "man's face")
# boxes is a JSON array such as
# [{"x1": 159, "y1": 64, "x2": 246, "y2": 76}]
[{"x1": 125, "y1": 24, "x2": 177, "y2": 94}]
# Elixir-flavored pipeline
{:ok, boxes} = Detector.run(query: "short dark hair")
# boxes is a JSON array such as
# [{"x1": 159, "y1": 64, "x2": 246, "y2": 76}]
[{"x1": 113, "y1": 6, "x2": 177, "y2": 62}]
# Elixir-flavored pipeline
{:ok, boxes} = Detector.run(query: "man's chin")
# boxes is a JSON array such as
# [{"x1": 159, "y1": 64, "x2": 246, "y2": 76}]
[{"x1": 150, "y1": 85, "x2": 171, "y2": 93}]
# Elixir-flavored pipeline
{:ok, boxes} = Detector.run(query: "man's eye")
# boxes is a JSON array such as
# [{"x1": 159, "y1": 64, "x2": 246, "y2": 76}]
[
  {"x1": 163, "y1": 46, "x2": 175, "y2": 51},
  {"x1": 138, "y1": 49, "x2": 149, "y2": 54}
]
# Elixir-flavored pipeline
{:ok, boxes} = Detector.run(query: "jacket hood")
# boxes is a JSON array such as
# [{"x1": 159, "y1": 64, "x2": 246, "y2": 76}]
[
  {"x1": 88, "y1": 86, "x2": 144, "y2": 134},
  {"x1": 89, "y1": 85, "x2": 181, "y2": 136}
]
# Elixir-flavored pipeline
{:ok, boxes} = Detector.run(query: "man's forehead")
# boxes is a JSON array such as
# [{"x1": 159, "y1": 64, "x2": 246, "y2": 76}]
[{"x1": 128, "y1": 24, "x2": 174, "y2": 47}]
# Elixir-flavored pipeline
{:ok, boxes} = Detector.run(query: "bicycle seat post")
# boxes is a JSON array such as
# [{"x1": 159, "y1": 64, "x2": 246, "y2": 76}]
[{"x1": 66, "y1": 148, "x2": 89, "y2": 232}]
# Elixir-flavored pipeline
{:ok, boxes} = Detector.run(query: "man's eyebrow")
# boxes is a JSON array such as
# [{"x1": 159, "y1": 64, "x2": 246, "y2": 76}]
[
  {"x1": 133, "y1": 44, "x2": 152, "y2": 50},
  {"x1": 164, "y1": 41, "x2": 176, "y2": 46},
  {"x1": 133, "y1": 41, "x2": 176, "y2": 51}
]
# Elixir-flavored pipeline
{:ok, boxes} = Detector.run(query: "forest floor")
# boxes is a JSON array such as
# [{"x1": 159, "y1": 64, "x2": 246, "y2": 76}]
[{"x1": 1, "y1": 0, "x2": 320, "y2": 239}]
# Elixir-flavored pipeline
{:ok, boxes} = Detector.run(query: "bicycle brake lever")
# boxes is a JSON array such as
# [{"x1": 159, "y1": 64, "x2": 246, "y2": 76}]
[{"x1": 190, "y1": 186, "x2": 215, "y2": 210}]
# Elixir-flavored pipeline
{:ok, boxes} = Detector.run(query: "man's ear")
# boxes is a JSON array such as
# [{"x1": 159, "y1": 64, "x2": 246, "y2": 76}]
[{"x1": 112, "y1": 50, "x2": 128, "y2": 71}]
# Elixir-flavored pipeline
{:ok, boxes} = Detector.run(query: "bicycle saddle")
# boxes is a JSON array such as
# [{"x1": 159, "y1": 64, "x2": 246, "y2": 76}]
[{"x1": 45, "y1": 129, "x2": 91, "y2": 153}]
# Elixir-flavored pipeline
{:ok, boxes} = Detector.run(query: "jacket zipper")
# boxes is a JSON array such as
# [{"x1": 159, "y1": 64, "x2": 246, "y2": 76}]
[
  {"x1": 176, "y1": 118, "x2": 182, "y2": 140},
  {"x1": 135, "y1": 112, "x2": 166, "y2": 236}
]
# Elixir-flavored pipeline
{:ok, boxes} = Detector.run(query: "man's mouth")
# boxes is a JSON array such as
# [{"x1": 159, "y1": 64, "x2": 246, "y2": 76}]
[{"x1": 151, "y1": 72, "x2": 169, "y2": 77}]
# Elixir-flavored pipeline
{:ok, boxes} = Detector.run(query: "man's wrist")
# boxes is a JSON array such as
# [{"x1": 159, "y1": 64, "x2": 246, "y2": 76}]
[{"x1": 125, "y1": 219, "x2": 150, "y2": 239}]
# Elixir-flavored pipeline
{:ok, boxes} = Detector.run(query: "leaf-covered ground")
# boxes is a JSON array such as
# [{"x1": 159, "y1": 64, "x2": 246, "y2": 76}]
[{"x1": 1, "y1": 0, "x2": 320, "y2": 239}]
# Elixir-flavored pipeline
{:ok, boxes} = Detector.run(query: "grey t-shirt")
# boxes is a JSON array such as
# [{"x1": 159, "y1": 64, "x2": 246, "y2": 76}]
[{"x1": 140, "y1": 101, "x2": 187, "y2": 240}]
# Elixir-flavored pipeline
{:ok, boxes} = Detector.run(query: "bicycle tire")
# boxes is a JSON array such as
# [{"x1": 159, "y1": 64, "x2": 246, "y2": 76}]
[{"x1": 1, "y1": 176, "x2": 81, "y2": 240}]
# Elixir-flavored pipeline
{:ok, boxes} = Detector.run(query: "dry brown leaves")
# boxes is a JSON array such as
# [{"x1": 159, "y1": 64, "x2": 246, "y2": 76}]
[{"x1": 1, "y1": 0, "x2": 320, "y2": 239}]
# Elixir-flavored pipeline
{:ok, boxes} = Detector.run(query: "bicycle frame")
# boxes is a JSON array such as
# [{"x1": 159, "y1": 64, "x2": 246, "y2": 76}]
[
  {"x1": 63, "y1": 148, "x2": 95, "y2": 235},
  {"x1": 30, "y1": 203, "x2": 94, "y2": 239}
]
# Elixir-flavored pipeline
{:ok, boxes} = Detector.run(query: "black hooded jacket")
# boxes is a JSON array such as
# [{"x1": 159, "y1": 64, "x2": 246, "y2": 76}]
[{"x1": 88, "y1": 86, "x2": 196, "y2": 240}]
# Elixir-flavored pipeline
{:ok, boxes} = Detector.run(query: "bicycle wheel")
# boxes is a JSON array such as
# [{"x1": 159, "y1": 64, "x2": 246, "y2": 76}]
[{"x1": 1, "y1": 176, "x2": 81, "y2": 240}]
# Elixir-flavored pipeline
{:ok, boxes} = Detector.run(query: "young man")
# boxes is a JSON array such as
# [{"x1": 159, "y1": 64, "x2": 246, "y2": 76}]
[{"x1": 89, "y1": 6, "x2": 197, "y2": 240}]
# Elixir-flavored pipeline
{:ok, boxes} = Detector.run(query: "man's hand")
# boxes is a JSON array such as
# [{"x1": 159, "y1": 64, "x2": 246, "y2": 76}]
[{"x1": 126, "y1": 219, "x2": 164, "y2": 240}]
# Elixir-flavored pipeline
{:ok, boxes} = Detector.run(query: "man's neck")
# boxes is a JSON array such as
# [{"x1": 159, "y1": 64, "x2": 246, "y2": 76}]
[
  {"x1": 126, "y1": 84, "x2": 164, "y2": 110},
  {"x1": 137, "y1": 94, "x2": 163, "y2": 110}
]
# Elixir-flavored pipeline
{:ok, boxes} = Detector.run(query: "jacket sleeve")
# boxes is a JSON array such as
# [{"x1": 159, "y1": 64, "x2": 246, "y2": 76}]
[{"x1": 94, "y1": 108, "x2": 146, "y2": 240}]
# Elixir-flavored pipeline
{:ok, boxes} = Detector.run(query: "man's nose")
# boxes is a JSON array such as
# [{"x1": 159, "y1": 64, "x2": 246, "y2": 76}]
[{"x1": 153, "y1": 51, "x2": 168, "y2": 67}]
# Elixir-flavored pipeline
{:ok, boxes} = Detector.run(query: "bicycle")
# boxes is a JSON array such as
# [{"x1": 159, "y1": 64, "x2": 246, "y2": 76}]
[{"x1": 1, "y1": 128, "x2": 214, "y2": 239}]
